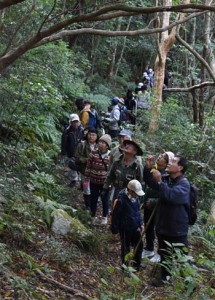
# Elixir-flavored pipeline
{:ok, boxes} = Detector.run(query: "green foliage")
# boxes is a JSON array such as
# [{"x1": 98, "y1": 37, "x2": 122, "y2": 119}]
[
  {"x1": 161, "y1": 243, "x2": 215, "y2": 299},
  {"x1": 84, "y1": 93, "x2": 111, "y2": 111},
  {"x1": 137, "y1": 98, "x2": 215, "y2": 213},
  {"x1": 94, "y1": 264, "x2": 150, "y2": 300},
  {"x1": 190, "y1": 221, "x2": 215, "y2": 260},
  {"x1": 29, "y1": 170, "x2": 65, "y2": 204}
]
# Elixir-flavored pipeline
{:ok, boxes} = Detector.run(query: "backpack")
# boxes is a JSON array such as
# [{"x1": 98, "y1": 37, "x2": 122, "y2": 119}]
[
  {"x1": 188, "y1": 184, "x2": 198, "y2": 225},
  {"x1": 116, "y1": 107, "x2": 127, "y2": 126},
  {"x1": 178, "y1": 178, "x2": 198, "y2": 225},
  {"x1": 88, "y1": 110, "x2": 97, "y2": 128}
]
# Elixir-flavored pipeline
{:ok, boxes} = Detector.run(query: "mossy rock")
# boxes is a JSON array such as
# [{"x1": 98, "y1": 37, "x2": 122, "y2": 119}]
[{"x1": 51, "y1": 209, "x2": 92, "y2": 239}]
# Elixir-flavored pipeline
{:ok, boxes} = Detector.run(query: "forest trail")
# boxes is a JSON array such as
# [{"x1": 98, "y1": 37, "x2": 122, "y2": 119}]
[{"x1": 24, "y1": 167, "x2": 178, "y2": 300}]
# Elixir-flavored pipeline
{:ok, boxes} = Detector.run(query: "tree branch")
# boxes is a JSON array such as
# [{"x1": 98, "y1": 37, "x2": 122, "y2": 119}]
[
  {"x1": 1, "y1": 2, "x2": 215, "y2": 13},
  {"x1": 176, "y1": 33, "x2": 215, "y2": 82},
  {"x1": 0, "y1": 0, "x2": 25, "y2": 10},
  {"x1": 35, "y1": 269, "x2": 89, "y2": 300},
  {"x1": 0, "y1": 4, "x2": 213, "y2": 73},
  {"x1": 34, "y1": 11, "x2": 205, "y2": 48},
  {"x1": 164, "y1": 81, "x2": 215, "y2": 92}
]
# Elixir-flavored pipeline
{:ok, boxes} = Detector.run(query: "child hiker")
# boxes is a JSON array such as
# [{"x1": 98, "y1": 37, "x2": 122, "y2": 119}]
[{"x1": 110, "y1": 179, "x2": 145, "y2": 270}]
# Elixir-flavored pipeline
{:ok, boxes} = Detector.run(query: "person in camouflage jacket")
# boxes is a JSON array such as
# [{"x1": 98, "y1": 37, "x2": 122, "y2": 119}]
[{"x1": 103, "y1": 139, "x2": 143, "y2": 202}]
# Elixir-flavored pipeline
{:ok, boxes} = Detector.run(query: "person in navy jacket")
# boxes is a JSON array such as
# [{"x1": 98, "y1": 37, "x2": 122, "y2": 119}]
[
  {"x1": 144, "y1": 155, "x2": 190, "y2": 286},
  {"x1": 110, "y1": 180, "x2": 145, "y2": 271}
]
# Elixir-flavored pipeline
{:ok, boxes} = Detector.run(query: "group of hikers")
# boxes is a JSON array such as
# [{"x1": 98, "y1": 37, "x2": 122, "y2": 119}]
[
  {"x1": 70, "y1": 68, "x2": 153, "y2": 132},
  {"x1": 60, "y1": 83, "x2": 192, "y2": 287}
]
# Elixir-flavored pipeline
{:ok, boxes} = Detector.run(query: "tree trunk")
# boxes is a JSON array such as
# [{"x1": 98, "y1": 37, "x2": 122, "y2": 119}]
[
  {"x1": 190, "y1": 16, "x2": 197, "y2": 118},
  {"x1": 199, "y1": 1, "x2": 211, "y2": 128},
  {"x1": 208, "y1": 200, "x2": 215, "y2": 225},
  {"x1": 191, "y1": 79, "x2": 198, "y2": 123},
  {"x1": 107, "y1": 18, "x2": 122, "y2": 79},
  {"x1": 148, "y1": 0, "x2": 176, "y2": 134},
  {"x1": 148, "y1": 0, "x2": 191, "y2": 134},
  {"x1": 90, "y1": 36, "x2": 100, "y2": 76},
  {"x1": 115, "y1": 17, "x2": 132, "y2": 77}
]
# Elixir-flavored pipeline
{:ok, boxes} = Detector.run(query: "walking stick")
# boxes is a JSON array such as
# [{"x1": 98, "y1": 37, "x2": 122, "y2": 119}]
[{"x1": 131, "y1": 200, "x2": 160, "y2": 264}]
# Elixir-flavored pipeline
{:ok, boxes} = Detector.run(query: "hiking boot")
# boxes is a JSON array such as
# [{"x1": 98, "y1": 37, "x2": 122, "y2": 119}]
[
  {"x1": 151, "y1": 278, "x2": 165, "y2": 287},
  {"x1": 100, "y1": 217, "x2": 108, "y2": 225},
  {"x1": 150, "y1": 253, "x2": 161, "y2": 263},
  {"x1": 151, "y1": 276, "x2": 171, "y2": 287},
  {"x1": 142, "y1": 249, "x2": 154, "y2": 258}
]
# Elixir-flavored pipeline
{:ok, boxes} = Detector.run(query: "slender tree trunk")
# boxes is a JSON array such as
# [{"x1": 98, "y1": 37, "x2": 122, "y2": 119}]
[
  {"x1": 191, "y1": 79, "x2": 198, "y2": 123},
  {"x1": 107, "y1": 18, "x2": 122, "y2": 79},
  {"x1": 90, "y1": 36, "x2": 100, "y2": 76},
  {"x1": 208, "y1": 200, "x2": 215, "y2": 225},
  {"x1": 115, "y1": 17, "x2": 132, "y2": 77},
  {"x1": 148, "y1": 0, "x2": 176, "y2": 134},
  {"x1": 199, "y1": 1, "x2": 211, "y2": 127},
  {"x1": 190, "y1": 16, "x2": 197, "y2": 118},
  {"x1": 184, "y1": 30, "x2": 189, "y2": 81},
  {"x1": 62, "y1": 0, "x2": 66, "y2": 18},
  {"x1": 108, "y1": 45, "x2": 117, "y2": 79},
  {"x1": 67, "y1": 1, "x2": 85, "y2": 48}
]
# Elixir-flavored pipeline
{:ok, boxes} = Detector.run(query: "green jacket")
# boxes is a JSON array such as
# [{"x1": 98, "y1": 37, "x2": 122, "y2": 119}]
[
  {"x1": 75, "y1": 141, "x2": 97, "y2": 174},
  {"x1": 103, "y1": 154, "x2": 143, "y2": 190}
]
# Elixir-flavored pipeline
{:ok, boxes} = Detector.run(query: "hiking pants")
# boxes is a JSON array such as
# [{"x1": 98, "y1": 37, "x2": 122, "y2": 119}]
[
  {"x1": 143, "y1": 207, "x2": 156, "y2": 251},
  {"x1": 157, "y1": 234, "x2": 188, "y2": 280},
  {"x1": 120, "y1": 229, "x2": 143, "y2": 268},
  {"x1": 108, "y1": 129, "x2": 119, "y2": 139},
  {"x1": 90, "y1": 183, "x2": 109, "y2": 217}
]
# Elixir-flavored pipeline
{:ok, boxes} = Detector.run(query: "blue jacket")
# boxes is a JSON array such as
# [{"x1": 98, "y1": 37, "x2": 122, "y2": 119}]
[
  {"x1": 111, "y1": 190, "x2": 143, "y2": 234},
  {"x1": 144, "y1": 167, "x2": 190, "y2": 237}
]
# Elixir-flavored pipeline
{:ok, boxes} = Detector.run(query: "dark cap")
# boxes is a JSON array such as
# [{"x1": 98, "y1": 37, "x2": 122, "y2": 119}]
[{"x1": 123, "y1": 139, "x2": 143, "y2": 156}]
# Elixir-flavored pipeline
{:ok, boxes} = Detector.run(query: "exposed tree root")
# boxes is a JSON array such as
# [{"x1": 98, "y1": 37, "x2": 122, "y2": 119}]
[{"x1": 35, "y1": 269, "x2": 89, "y2": 299}]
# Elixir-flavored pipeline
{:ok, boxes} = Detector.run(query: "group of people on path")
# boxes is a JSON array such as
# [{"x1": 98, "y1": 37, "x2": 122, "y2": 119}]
[
  {"x1": 60, "y1": 95, "x2": 191, "y2": 287},
  {"x1": 72, "y1": 72, "x2": 153, "y2": 134}
]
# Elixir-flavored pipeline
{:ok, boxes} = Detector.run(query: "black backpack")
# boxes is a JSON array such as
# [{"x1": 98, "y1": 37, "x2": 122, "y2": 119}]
[
  {"x1": 179, "y1": 178, "x2": 198, "y2": 225},
  {"x1": 189, "y1": 184, "x2": 198, "y2": 225}
]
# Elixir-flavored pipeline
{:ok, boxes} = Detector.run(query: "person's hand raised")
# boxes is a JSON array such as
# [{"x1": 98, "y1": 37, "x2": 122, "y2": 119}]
[
  {"x1": 152, "y1": 170, "x2": 162, "y2": 183},
  {"x1": 145, "y1": 155, "x2": 155, "y2": 168}
]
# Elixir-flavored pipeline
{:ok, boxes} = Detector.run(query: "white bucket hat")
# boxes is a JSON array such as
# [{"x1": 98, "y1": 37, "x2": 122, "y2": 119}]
[
  {"x1": 127, "y1": 180, "x2": 145, "y2": 196},
  {"x1": 165, "y1": 151, "x2": 175, "y2": 164},
  {"x1": 69, "y1": 114, "x2": 80, "y2": 122}
]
